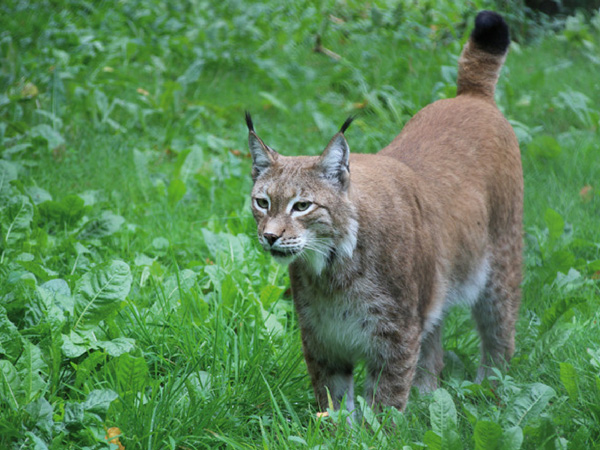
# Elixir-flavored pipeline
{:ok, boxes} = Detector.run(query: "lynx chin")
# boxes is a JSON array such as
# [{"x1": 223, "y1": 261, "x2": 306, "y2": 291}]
[{"x1": 246, "y1": 11, "x2": 522, "y2": 413}]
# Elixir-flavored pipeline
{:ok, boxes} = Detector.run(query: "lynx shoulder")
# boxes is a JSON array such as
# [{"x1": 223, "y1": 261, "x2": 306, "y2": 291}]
[{"x1": 246, "y1": 10, "x2": 522, "y2": 412}]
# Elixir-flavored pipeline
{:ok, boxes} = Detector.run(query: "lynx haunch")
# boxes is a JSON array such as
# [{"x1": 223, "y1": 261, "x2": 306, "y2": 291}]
[{"x1": 246, "y1": 11, "x2": 522, "y2": 412}]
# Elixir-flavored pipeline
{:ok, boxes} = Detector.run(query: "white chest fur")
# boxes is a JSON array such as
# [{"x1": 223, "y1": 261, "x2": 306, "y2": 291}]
[{"x1": 304, "y1": 294, "x2": 373, "y2": 362}]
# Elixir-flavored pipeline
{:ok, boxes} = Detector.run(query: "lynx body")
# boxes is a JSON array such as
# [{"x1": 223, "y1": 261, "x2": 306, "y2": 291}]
[{"x1": 247, "y1": 11, "x2": 522, "y2": 412}]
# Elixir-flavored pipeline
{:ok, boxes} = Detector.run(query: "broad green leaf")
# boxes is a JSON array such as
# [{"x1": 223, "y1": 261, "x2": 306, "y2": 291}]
[
  {"x1": 539, "y1": 296, "x2": 585, "y2": 335},
  {"x1": 259, "y1": 91, "x2": 289, "y2": 113},
  {"x1": 29, "y1": 124, "x2": 65, "y2": 149},
  {"x1": 178, "y1": 59, "x2": 205, "y2": 85},
  {"x1": 259, "y1": 285, "x2": 285, "y2": 307},
  {"x1": 162, "y1": 269, "x2": 197, "y2": 305},
  {"x1": 0, "y1": 307, "x2": 23, "y2": 360},
  {"x1": 423, "y1": 430, "x2": 442, "y2": 450},
  {"x1": 500, "y1": 426, "x2": 523, "y2": 450},
  {"x1": 152, "y1": 236, "x2": 170, "y2": 255},
  {"x1": 72, "y1": 260, "x2": 132, "y2": 331},
  {"x1": 185, "y1": 371, "x2": 212, "y2": 398},
  {"x1": 553, "y1": 90, "x2": 593, "y2": 127},
  {"x1": 2, "y1": 143, "x2": 31, "y2": 157},
  {"x1": 39, "y1": 194, "x2": 86, "y2": 226},
  {"x1": 78, "y1": 210, "x2": 125, "y2": 239},
  {"x1": 559, "y1": 362, "x2": 578, "y2": 402},
  {"x1": 544, "y1": 209, "x2": 564, "y2": 244},
  {"x1": 261, "y1": 305, "x2": 284, "y2": 337},
  {"x1": 540, "y1": 250, "x2": 576, "y2": 284},
  {"x1": 62, "y1": 331, "x2": 92, "y2": 358},
  {"x1": 24, "y1": 397, "x2": 54, "y2": 436},
  {"x1": 463, "y1": 403, "x2": 479, "y2": 425},
  {"x1": 38, "y1": 279, "x2": 74, "y2": 329},
  {"x1": 64, "y1": 401, "x2": 85, "y2": 429},
  {"x1": 220, "y1": 273, "x2": 238, "y2": 308},
  {"x1": 0, "y1": 160, "x2": 18, "y2": 198},
  {"x1": 61, "y1": 195, "x2": 86, "y2": 219},
  {"x1": 18, "y1": 260, "x2": 58, "y2": 282},
  {"x1": 78, "y1": 189, "x2": 102, "y2": 206},
  {"x1": 167, "y1": 177, "x2": 186, "y2": 207},
  {"x1": 201, "y1": 228, "x2": 249, "y2": 263},
  {"x1": 0, "y1": 360, "x2": 21, "y2": 409},
  {"x1": 178, "y1": 145, "x2": 204, "y2": 182},
  {"x1": 39, "y1": 278, "x2": 72, "y2": 297},
  {"x1": 24, "y1": 432, "x2": 49, "y2": 450},
  {"x1": 133, "y1": 148, "x2": 151, "y2": 194},
  {"x1": 1, "y1": 195, "x2": 34, "y2": 248},
  {"x1": 527, "y1": 135, "x2": 561, "y2": 159},
  {"x1": 134, "y1": 253, "x2": 156, "y2": 266},
  {"x1": 288, "y1": 436, "x2": 308, "y2": 446},
  {"x1": 82, "y1": 389, "x2": 118, "y2": 414},
  {"x1": 98, "y1": 337, "x2": 135, "y2": 357},
  {"x1": 16, "y1": 341, "x2": 48, "y2": 403},
  {"x1": 430, "y1": 388, "x2": 458, "y2": 435},
  {"x1": 522, "y1": 416, "x2": 556, "y2": 449},
  {"x1": 74, "y1": 242, "x2": 91, "y2": 256},
  {"x1": 588, "y1": 347, "x2": 600, "y2": 369},
  {"x1": 569, "y1": 425, "x2": 591, "y2": 450},
  {"x1": 424, "y1": 429, "x2": 461, "y2": 450},
  {"x1": 503, "y1": 383, "x2": 556, "y2": 428},
  {"x1": 445, "y1": 430, "x2": 462, "y2": 450},
  {"x1": 113, "y1": 353, "x2": 149, "y2": 394},
  {"x1": 474, "y1": 420, "x2": 502, "y2": 450},
  {"x1": 94, "y1": 89, "x2": 110, "y2": 117},
  {"x1": 25, "y1": 186, "x2": 52, "y2": 205},
  {"x1": 74, "y1": 351, "x2": 106, "y2": 388}
]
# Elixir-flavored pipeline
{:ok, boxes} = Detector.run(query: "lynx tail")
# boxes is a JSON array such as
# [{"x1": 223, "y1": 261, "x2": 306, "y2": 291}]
[{"x1": 456, "y1": 11, "x2": 510, "y2": 100}]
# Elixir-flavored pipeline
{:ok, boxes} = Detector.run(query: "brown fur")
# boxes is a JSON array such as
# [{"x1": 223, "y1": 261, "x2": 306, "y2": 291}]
[{"x1": 247, "y1": 12, "x2": 522, "y2": 412}]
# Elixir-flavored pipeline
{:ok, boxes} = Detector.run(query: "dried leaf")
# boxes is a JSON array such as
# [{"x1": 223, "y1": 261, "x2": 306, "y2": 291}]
[{"x1": 105, "y1": 427, "x2": 125, "y2": 450}]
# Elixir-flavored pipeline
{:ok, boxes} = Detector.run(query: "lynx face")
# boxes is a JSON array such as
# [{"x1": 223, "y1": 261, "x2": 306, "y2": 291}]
[
  {"x1": 247, "y1": 118, "x2": 358, "y2": 273},
  {"x1": 250, "y1": 156, "x2": 357, "y2": 273}
]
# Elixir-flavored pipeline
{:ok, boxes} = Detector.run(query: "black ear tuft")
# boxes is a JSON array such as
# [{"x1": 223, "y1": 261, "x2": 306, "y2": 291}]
[
  {"x1": 245, "y1": 111, "x2": 255, "y2": 132},
  {"x1": 339, "y1": 116, "x2": 355, "y2": 134},
  {"x1": 471, "y1": 11, "x2": 510, "y2": 55}
]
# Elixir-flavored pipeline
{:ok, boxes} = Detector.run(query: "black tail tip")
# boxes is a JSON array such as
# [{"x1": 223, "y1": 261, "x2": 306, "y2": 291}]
[
  {"x1": 244, "y1": 110, "x2": 254, "y2": 132},
  {"x1": 471, "y1": 11, "x2": 510, "y2": 55}
]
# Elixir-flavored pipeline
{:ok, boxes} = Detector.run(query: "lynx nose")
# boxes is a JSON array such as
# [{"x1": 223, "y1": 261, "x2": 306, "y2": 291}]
[{"x1": 263, "y1": 232, "x2": 280, "y2": 246}]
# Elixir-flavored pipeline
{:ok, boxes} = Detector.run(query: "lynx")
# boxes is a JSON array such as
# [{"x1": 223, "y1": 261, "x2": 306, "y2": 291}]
[{"x1": 246, "y1": 11, "x2": 522, "y2": 413}]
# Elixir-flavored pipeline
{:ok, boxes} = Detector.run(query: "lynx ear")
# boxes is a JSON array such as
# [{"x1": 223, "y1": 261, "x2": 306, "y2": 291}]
[
  {"x1": 318, "y1": 132, "x2": 350, "y2": 190},
  {"x1": 245, "y1": 112, "x2": 278, "y2": 180}
]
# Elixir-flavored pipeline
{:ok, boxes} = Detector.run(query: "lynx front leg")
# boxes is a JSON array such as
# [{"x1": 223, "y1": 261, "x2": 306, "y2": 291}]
[
  {"x1": 365, "y1": 330, "x2": 421, "y2": 411},
  {"x1": 302, "y1": 342, "x2": 355, "y2": 412}
]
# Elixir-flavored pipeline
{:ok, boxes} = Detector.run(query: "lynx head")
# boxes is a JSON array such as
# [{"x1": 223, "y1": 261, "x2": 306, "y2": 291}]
[{"x1": 246, "y1": 112, "x2": 358, "y2": 274}]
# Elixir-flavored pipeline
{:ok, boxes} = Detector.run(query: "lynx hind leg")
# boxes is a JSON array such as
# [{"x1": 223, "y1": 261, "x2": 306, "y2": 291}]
[
  {"x1": 472, "y1": 237, "x2": 522, "y2": 382},
  {"x1": 413, "y1": 323, "x2": 444, "y2": 393}
]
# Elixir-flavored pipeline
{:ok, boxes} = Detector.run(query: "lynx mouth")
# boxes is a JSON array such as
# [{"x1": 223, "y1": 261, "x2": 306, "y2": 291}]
[{"x1": 270, "y1": 248, "x2": 300, "y2": 258}]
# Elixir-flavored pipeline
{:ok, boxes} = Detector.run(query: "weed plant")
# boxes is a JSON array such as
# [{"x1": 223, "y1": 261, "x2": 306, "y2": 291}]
[{"x1": 1, "y1": 0, "x2": 599, "y2": 448}]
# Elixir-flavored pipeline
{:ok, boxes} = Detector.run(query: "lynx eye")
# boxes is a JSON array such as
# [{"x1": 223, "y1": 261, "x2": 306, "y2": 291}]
[
  {"x1": 255, "y1": 198, "x2": 269, "y2": 209},
  {"x1": 293, "y1": 201, "x2": 312, "y2": 212}
]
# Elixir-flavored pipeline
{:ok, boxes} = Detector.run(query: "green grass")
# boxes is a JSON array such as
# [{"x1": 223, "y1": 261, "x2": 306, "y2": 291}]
[{"x1": 1, "y1": 0, "x2": 600, "y2": 448}]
